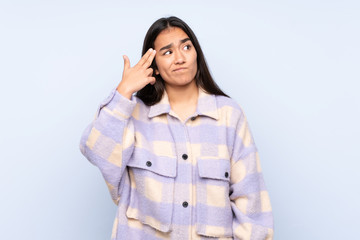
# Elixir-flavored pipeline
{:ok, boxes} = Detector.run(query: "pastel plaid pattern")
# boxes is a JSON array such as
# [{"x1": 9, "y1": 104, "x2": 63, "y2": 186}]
[{"x1": 79, "y1": 86, "x2": 274, "y2": 239}]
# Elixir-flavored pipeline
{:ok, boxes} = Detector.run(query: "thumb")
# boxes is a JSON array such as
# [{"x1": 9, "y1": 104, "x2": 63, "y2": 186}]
[{"x1": 123, "y1": 55, "x2": 130, "y2": 70}]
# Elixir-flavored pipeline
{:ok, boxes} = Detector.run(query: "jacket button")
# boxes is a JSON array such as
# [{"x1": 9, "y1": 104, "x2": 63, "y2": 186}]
[
  {"x1": 182, "y1": 201, "x2": 188, "y2": 208},
  {"x1": 182, "y1": 154, "x2": 188, "y2": 160},
  {"x1": 190, "y1": 116, "x2": 196, "y2": 121},
  {"x1": 225, "y1": 172, "x2": 229, "y2": 178},
  {"x1": 146, "y1": 161, "x2": 152, "y2": 167}
]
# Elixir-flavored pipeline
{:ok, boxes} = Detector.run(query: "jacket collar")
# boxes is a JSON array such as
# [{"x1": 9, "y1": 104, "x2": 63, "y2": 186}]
[{"x1": 148, "y1": 86, "x2": 219, "y2": 120}]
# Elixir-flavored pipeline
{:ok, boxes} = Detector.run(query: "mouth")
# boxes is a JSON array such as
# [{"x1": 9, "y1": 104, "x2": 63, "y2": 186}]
[{"x1": 173, "y1": 67, "x2": 187, "y2": 72}]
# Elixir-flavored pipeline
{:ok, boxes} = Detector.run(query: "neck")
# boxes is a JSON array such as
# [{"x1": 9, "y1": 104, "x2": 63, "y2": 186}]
[{"x1": 165, "y1": 81, "x2": 198, "y2": 106}]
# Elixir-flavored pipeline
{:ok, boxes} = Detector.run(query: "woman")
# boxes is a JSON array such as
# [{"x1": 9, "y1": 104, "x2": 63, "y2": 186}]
[{"x1": 79, "y1": 16, "x2": 274, "y2": 240}]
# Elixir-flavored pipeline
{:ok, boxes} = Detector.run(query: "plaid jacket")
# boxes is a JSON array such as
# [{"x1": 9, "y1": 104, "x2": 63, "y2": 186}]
[{"x1": 79, "y1": 86, "x2": 274, "y2": 240}]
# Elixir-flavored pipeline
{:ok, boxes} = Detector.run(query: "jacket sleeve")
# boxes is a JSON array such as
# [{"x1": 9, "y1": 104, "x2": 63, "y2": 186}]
[
  {"x1": 229, "y1": 107, "x2": 274, "y2": 240},
  {"x1": 79, "y1": 87, "x2": 137, "y2": 205}
]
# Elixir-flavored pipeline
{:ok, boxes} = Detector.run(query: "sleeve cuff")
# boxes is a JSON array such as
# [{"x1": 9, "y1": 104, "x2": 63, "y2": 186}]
[{"x1": 97, "y1": 87, "x2": 137, "y2": 120}]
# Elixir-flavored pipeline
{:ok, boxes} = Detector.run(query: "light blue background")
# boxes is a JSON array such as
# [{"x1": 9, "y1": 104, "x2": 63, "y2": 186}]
[{"x1": 0, "y1": 0, "x2": 359, "y2": 239}]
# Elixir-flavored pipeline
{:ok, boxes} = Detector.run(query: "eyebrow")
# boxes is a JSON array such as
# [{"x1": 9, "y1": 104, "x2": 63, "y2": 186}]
[{"x1": 159, "y1": 38, "x2": 191, "y2": 52}]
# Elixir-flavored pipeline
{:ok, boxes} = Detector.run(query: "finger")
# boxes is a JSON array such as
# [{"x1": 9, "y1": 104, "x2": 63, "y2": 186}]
[
  {"x1": 145, "y1": 68, "x2": 153, "y2": 77},
  {"x1": 148, "y1": 77, "x2": 156, "y2": 85},
  {"x1": 123, "y1": 55, "x2": 130, "y2": 70},
  {"x1": 144, "y1": 50, "x2": 156, "y2": 68},
  {"x1": 137, "y1": 48, "x2": 154, "y2": 68}
]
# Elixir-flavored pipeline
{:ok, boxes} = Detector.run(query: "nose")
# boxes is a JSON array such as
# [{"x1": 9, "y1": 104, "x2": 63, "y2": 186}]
[{"x1": 174, "y1": 49, "x2": 185, "y2": 65}]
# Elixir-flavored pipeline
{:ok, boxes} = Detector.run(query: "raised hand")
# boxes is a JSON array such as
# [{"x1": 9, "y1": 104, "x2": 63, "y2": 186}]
[{"x1": 116, "y1": 48, "x2": 157, "y2": 100}]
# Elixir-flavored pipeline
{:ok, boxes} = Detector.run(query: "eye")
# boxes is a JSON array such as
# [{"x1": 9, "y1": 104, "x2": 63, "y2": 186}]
[
  {"x1": 184, "y1": 44, "x2": 191, "y2": 50},
  {"x1": 164, "y1": 50, "x2": 172, "y2": 55}
]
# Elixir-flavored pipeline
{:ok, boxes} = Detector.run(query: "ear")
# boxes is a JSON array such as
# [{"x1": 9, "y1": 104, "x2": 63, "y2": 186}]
[{"x1": 155, "y1": 69, "x2": 160, "y2": 75}]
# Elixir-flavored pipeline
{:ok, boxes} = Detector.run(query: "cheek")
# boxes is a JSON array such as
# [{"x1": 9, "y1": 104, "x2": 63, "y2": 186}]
[
  {"x1": 191, "y1": 52, "x2": 197, "y2": 66},
  {"x1": 192, "y1": 53, "x2": 198, "y2": 71},
  {"x1": 157, "y1": 59, "x2": 170, "y2": 72},
  {"x1": 155, "y1": 59, "x2": 164, "y2": 74}
]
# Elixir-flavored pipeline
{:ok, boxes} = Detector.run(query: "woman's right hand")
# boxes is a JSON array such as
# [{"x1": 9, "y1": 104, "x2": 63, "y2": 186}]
[{"x1": 116, "y1": 48, "x2": 157, "y2": 100}]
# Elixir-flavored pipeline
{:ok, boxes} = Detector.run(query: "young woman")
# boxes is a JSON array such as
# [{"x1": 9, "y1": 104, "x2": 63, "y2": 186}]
[{"x1": 79, "y1": 16, "x2": 274, "y2": 240}]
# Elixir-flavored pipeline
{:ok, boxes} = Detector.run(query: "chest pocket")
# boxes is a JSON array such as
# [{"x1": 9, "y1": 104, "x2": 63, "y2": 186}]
[
  {"x1": 125, "y1": 148, "x2": 177, "y2": 233},
  {"x1": 196, "y1": 157, "x2": 233, "y2": 238}
]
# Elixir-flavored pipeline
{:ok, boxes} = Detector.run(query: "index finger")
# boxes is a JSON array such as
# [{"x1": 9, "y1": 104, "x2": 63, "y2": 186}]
[
  {"x1": 143, "y1": 49, "x2": 156, "y2": 68},
  {"x1": 136, "y1": 48, "x2": 154, "y2": 68}
]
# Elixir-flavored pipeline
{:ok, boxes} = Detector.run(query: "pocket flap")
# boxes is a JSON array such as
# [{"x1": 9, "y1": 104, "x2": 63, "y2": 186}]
[
  {"x1": 127, "y1": 148, "x2": 177, "y2": 177},
  {"x1": 198, "y1": 157, "x2": 231, "y2": 181}
]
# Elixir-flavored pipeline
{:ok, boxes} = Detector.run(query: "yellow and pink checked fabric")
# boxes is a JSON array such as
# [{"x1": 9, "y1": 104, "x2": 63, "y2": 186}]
[{"x1": 79, "y1": 86, "x2": 274, "y2": 240}]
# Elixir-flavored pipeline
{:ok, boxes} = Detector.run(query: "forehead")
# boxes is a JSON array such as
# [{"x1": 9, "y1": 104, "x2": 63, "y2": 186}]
[{"x1": 154, "y1": 27, "x2": 190, "y2": 48}]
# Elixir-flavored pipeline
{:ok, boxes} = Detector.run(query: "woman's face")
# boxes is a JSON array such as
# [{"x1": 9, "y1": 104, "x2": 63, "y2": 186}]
[{"x1": 153, "y1": 27, "x2": 198, "y2": 87}]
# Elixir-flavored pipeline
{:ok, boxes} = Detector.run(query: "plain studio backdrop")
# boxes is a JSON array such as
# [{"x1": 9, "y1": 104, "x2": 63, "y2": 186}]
[{"x1": 0, "y1": 0, "x2": 359, "y2": 239}]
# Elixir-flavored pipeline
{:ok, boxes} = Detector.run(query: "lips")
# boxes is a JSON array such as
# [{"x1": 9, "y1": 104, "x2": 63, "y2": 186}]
[{"x1": 173, "y1": 67, "x2": 187, "y2": 72}]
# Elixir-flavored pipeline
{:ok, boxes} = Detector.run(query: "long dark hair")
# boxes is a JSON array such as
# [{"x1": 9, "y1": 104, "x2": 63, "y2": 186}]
[{"x1": 135, "y1": 16, "x2": 230, "y2": 106}]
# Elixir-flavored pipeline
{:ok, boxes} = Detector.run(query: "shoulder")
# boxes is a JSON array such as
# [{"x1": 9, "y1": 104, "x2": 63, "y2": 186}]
[
  {"x1": 214, "y1": 94, "x2": 246, "y2": 119},
  {"x1": 128, "y1": 94, "x2": 155, "y2": 120}
]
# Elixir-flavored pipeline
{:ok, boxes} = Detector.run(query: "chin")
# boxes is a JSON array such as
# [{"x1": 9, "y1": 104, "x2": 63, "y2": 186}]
[
  {"x1": 177, "y1": 78, "x2": 194, "y2": 86},
  {"x1": 165, "y1": 76, "x2": 196, "y2": 87}
]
